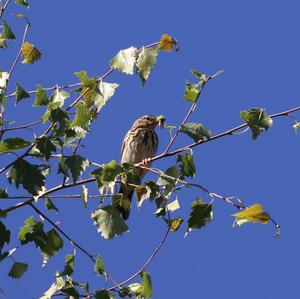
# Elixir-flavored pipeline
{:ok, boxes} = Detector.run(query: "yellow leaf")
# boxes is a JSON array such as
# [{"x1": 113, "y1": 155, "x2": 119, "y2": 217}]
[
  {"x1": 232, "y1": 204, "x2": 271, "y2": 226},
  {"x1": 21, "y1": 41, "x2": 42, "y2": 64},
  {"x1": 169, "y1": 218, "x2": 184, "y2": 232},
  {"x1": 157, "y1": 34, "x2": 178, "y2": 52}
]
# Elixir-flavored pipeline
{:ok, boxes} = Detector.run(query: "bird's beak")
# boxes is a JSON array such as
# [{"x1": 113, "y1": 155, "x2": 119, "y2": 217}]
[{"x1": 156, "y1": 115, "x2": 166, "y2": 128}]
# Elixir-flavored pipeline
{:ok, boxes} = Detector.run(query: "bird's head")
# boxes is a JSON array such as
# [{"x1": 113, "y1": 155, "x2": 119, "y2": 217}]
[{"x1": 134, "y1": 115, "x2": 166, "y2": 130}]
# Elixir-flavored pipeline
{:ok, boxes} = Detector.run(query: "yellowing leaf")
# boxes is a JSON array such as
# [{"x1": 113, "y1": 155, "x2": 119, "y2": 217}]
[
  {"x1": 232, "y1": 204, "x2": 271, "y2": 226},
  {"x1": 169, "y1": 217, "x2": 184, "y2": 232},
  {"x1": 21, "y1": 42, "x2": 41, "y2": 64},
  {"x1": 157, "y1": 34, "x2": 178, "y2": 52}
]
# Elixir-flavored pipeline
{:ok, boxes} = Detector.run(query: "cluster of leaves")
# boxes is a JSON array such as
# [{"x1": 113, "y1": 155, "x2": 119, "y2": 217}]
[
  {"x1": 0, "y1": 17, "x2": 178, "y2": 296},
  {"x1": 0, "y1": 2, "x2": 285, "y2": 297}
]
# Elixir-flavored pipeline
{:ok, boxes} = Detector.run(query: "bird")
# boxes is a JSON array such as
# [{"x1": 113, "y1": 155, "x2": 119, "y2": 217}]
[{"x1": 117, "y1": 115, "x2": 164, "y2": 220}]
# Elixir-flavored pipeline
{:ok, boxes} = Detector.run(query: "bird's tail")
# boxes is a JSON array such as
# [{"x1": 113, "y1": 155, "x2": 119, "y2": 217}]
[{"x1": 117, "y1": 184, "x2": 134, "y2": 220}]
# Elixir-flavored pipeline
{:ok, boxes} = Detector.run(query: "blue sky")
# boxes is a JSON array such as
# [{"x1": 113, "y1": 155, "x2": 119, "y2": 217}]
[{"x1": 1, "y1": 0, "x2": 300, "y2": 298}]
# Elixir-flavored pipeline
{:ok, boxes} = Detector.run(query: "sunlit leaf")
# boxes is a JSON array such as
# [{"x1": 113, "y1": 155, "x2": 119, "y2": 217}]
[
  {"x1": 186, "y1": 198, "x2": 212, "y2": 236},
  {"x1": 70, "y1": 102, "x2": 93, "y2": 129},
  {"x1": 61, "y1": 254, "x2": 75, "y2": 276},
  {"x1": 0, "y1": 138, "x2": 31, "y2": 154},
  {"x1": 166, "y1": 198, "x2": 180, "y2": 212},
  {"x1": 179, "y1": 123, "x2": 211, "y2": 142},
  {"x1": 136, "y1": 47, "x2": 158, "y2": 85},
  {"x1": 110, "y1": 46, "x2": 137, "y2": 75},
  {"x1": 136, "y1": 185, "x2": 151, "y2": 208},
  {"x1": 140, "y1": 271, "x2": 152, "y2": 299},
  {"x1": 94, "y1": 81, "x2": 119, "y2": 112},
  {"x1": 39, "y1": 274, "x2": 65, "y2": 299},
  {"x1": 21, "y1": 41, "x2": 41, "y2": 64},
  {"x1": 49, "y1": 87, "x2": 69, "y2": 109},
  {"x1": 240, "y1": 108, "x2": 273, "y2": 140},
  {"x1": 91, "y1": 205, "x2": 128, "y2": 240},
  {"x1": 184, "y1": 81, "x2": 200, "y2": 102},
  {"x1": 81, "y1": 185, "x2": 88, "y2": 207},
  {"x1": 293, "y1": 122, "x2": 300, "y2": 134},
  {"x1": 232, "y1": 204, "x2": 271, "y2": 226},
  {"x1": 0, "y1": 72, "x2": 9, "y2": 94},
  {"x1": 7, "y1": 159, "x2": 46, "y2": 196},
  {"x1": 8, "y1": 261, "x2": 28, "y2": 278}
]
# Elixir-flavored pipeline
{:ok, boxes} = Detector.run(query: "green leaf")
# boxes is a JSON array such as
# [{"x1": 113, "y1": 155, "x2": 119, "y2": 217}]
[
  {"x1": 0, "y1": 220, "x2": 10, "y2": 247},
  {"x1": 33, "y1": 84, "x2": 49, "y2": 106},
  {"x1": 57, "y1": 156, "x2": 68, "y2": 177},
  {"x1": 19, "y1": 217, "x2": 63, "y2": 264},
  {"x1": 75, "y1": 70, "x2": 96, "y2": 88},
  {"x1": 61, "y1": 254, "x2": 75, "y2": 276},
  {"x1": 184, "y1": 81, "x2": 200, "y2": 102},
  {"x1": 91, "y1": 160, "x2": 122, "y2": 194},
  {"x1": 94, "y1": 81, "x2": 119, "y2": 112},
  {"x1": 140, "y1": 271, "x2": 152, "y2": 299},
  {"x1": 8, "y1": 261, "x2": 28, "y2": 278},
  {"x1": 34, "y1": 136, "x2": 56, "y2": 160},
  {"x1": 157, "y1": 165, "x2": 180, "y2": 189},
  {"x1": 44, "y1": 108, "x2": 70, "y2": 136},
  {"x1": 65, "y1": 155, "x2": 89, "y2": 183},
  {"x1": 70, "y1": 102, "x2": 94, "y2": 129},
  {"x1": 0, "y1": 188, "x2": 8, "y2": 199},
  {"x1": 136, "y1": 47, "x2": 158, "y2": 84},
  {"x1": 15, "y1": 83, "x2": 30, "y2": 104},
  {"x1": 240, "y1": 108, "x2": 273, "y2": 140},
  {"x1": 7, "y1": 159, "x2": 46, "y2": 196},
  {"x1": 0, "y1": 138, "x2": 31, "y2": 154},
  {"x1": 186, "y1": 198, "x2": 212, "y2": 236},
  {"x1": 49, "y1": 87, "x2": 69, "y2": 109},
  {"x1": 91, "y1": 205, "x2": 128, "y2": 240},
  {"x1": 94, "y1": 255, "x2": 105, "y2": 276},
  {"x1": 45, "y1": 197, "x2": 58, "y2": 213},
  {"x1": 21, "y1": 42, "x2": 41, "y2": 64},
  {"x1": 177, "y1": 153, "x2": 196, "y2": 178},
  {"x1": 94, "y1": 290, "x2": 111, "y2": 299},
  {"x1": 2, "y1": 21, "x2": 16, "y2": 40},
  {"x1": 179, "y1": 123, "x2": 211, "y2": 142},
  {"x1": 15, "y1": 0, "x2": 30, "y2": 6},
  {"x1": 0, "y1": 94, "x2": 6, "y2": 110},
  {"x1": 110, "y1": 46, "x2": 137, "y2": 75}
]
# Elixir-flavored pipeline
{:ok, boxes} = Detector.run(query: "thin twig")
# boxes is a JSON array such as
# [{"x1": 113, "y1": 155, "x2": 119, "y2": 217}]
[
  {"x1": 4, "y1": 177, "x2": 96, "y2": 213},
  {"x1": 0, "y1": 0, "x2": 11, "y2": 20},
  {"x1": 29, "y1": 202, "x2": 96, "y2": 262},
  {"x1": 144, "y1": 105, "x2": 300, "y2": 165},
  {"x1": 8, "y1": 22, "x2": 30, "y2": 78}
]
